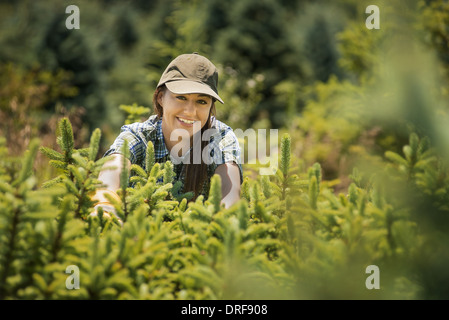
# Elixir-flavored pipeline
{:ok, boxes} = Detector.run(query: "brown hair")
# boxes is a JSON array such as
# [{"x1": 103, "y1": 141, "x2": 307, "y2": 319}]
[{"x1": 153, "y1": 85, "x2": 216, "y2": 199}]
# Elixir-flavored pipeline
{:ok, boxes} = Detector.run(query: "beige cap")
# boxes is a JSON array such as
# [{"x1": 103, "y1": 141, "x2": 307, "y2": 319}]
[{"x1": 157, "y1": 53, "x2": 224, "y2": 104}]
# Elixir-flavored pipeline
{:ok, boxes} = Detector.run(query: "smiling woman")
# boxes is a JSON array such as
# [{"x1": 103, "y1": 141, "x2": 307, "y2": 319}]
[{"x1": 91, "y1": 53, "x2": 243, "y2": 224}]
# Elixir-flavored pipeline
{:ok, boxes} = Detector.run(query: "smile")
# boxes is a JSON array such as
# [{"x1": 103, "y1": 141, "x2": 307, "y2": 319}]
[{"x1": 177, "y1": 117, "x2": 196, "y2": 124}]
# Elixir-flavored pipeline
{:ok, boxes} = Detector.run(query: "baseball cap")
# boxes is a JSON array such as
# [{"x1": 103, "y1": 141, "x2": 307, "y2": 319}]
[{"x1": 157, "y1": 53, "x2": 224, "y2": 104}]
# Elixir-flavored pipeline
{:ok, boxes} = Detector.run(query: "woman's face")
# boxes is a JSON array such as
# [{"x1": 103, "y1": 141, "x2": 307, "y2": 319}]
[{"x1": 158, "y1": 88, "x2": 213, "y2": 148}]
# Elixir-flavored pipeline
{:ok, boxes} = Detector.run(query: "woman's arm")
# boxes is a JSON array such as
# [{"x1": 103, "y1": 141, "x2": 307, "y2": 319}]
[
  {"x1": 98, "y1": 153, "x2": 131, "y2": 191},
  {"x1": 90, "y1": 153, "x2": 131, "y2": 224},
  {"x1": 214, "y1": 162, "x2": 241, "y2": 209}
]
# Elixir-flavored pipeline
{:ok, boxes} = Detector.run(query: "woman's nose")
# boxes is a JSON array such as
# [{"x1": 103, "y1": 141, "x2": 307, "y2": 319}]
[{"x1": 183, "y1": 100, "x2": 196, "y2": 116}]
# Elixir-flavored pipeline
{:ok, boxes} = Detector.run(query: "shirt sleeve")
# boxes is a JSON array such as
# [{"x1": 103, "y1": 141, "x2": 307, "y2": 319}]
[
  {"x1": 103, "y1": 124, "x2": 146, "y2": 164},
  {"x1": 208, "y1": 128, "x2": 243, "y2": 184}
]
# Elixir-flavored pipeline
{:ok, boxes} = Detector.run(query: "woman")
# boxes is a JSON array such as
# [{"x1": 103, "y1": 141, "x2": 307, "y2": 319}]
[{"x1": 91, "y1": 53, "x2": 242, "y2": 223}]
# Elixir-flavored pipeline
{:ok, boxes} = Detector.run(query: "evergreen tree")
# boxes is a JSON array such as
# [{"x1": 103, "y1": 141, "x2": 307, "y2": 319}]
[
  {"x1": 212, "y1": 0, "x2": 303, "y2": 128},
  {"x1": 37, "y1": 11, "x2": 106, "y2": 131}
]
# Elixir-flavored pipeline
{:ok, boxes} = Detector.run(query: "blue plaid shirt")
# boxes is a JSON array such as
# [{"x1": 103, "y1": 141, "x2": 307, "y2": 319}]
[{"x1": 104, "y1": 115, "x2": 243, "y2": 197}]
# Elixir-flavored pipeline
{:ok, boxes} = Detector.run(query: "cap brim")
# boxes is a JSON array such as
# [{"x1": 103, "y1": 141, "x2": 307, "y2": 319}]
[{"x1": 165, "y1": 80, "x2": 224, "y2": 104}]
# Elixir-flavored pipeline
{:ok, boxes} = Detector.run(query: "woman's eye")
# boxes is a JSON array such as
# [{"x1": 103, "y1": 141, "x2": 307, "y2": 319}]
[
  {"x1": 197, "y1": 100, "x2": 207, "y2": 105},
  {"x1": 176, "y1": 96, "x2": 187, "y2": 100}
]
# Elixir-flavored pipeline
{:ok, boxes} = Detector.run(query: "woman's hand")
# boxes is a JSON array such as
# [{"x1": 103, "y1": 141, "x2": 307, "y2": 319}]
[
  {"x1": 90, "y1": 188, "x2": 123, "y2": 226},
  {"x1": 89, "y1": 153, "x2": 131, "y2": 226}
]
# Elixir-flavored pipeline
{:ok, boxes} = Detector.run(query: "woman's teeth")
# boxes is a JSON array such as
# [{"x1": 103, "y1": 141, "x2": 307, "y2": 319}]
[{"x1": 178, "y1": 117, "x2": 195, "y2": 124}]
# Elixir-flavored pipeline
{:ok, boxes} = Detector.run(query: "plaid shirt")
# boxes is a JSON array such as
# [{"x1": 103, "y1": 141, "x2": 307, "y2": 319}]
[{"x1": 104, "y1": 115, "x2": 243, "y2": 197}]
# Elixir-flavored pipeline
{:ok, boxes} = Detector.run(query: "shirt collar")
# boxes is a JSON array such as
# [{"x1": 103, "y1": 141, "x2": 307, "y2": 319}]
[
  {"x1": 155, "y1": 118, "x2": 169, "y2": 159},
  {"x1": 156, "y1": 118, "x2": 164, "y2": 140}
]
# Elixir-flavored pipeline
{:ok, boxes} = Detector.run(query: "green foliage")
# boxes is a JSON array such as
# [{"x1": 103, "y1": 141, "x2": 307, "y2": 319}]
[
  {"x1": 1, "y1": 117, "x2": 449, "y2": 299},
  {"x1": 418, "y1": 0, "x2": 449, "y2": 80},
  {"x1": 2, "y1": 0, "x2": 449, "y2": 301},
  {"x1": 119, "y1": 103, "x2": 151, "y2": 125},
  {"x1": 0, "y1": 63, "x2": 77, "y2": 157},
  {"x1": 39, "y1": 118, "x2": 111, "y2": 219},
  {"x1": 1, "y1": 0, "x2": 448, "y2": 140}
]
